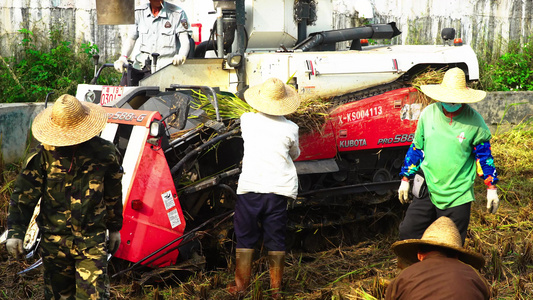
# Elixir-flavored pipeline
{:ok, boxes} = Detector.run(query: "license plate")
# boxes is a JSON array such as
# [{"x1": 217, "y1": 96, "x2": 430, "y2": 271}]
[{"x1": 100, "y1": 86, "x2": 124, "y2": 105}]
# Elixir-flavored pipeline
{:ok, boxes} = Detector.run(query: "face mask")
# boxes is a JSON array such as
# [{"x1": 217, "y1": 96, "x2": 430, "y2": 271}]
[{"x1": 442, "y1": 103, "x2": 462, "y2": 112}]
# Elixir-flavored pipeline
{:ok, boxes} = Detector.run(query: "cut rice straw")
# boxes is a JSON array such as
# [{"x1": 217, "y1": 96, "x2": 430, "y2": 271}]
[
  {"x1": 410, "y1": 68, "x2": 445, "y2": 105},
  {"x1": 190, "y1": 89, "x2": 332, "y2": 134}
]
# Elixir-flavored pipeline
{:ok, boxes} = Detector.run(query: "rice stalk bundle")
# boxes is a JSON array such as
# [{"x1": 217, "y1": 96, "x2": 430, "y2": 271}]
[
  {"x1": 190, "y1": 90, "x2": 255, "y2": 120},
  {"x1": 191, "y1": 90, "x2": 332, "y2": 134},
  {"x1": 287, "y1": 97, "x2": 332, "y2": 134},
  {"x1": 410, "y1": 68, "x2": 446, "y2": 105}
]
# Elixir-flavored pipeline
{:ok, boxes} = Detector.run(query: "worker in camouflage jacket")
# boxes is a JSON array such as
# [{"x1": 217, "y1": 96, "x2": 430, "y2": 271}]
[{"x1": 6, "y1": 94, "x2": 123, "y2": 299}]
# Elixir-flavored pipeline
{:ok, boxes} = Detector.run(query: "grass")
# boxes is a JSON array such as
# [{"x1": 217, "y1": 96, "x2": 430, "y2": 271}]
[{"x1": 1, "y1": 118, "x2": 532, "y2": 300}]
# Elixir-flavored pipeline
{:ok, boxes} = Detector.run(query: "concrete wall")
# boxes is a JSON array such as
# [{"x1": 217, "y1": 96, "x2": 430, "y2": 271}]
[
  {"x1": 0, "y1": 103, "x2": 45, "y2": 164},
  {"x1": 0, "y1": 0, "x2": 195, "y2": 63},
  {"x1": 1, "y1": 0, "x2": 531, "y2": 63},
  {"x1": 1, "y1": 93, "x2": 532, "y2": 164},
  {"x1": 470, "y1": 92, "x2": 533, "y2": 133},
  {"x1": 367, "y1": 0, "x2": 533, "y2": 59}
]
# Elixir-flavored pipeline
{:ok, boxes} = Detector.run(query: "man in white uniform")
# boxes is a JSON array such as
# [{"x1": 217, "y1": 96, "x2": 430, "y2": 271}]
[{"x1": 114, "y1": 0, "x2": 191, "y2": 85}]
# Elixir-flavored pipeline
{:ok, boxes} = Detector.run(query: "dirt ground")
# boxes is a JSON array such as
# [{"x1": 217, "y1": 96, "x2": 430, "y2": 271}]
[
  {"x1": 1, "y1": 127, "x2": 533, "y2": 299},
  {"x1": 2, "y1": 198, "x2": 531, "y2": 300},
  {"x1": 0, "y1": 213, "x2": 402, "y2": 300}
]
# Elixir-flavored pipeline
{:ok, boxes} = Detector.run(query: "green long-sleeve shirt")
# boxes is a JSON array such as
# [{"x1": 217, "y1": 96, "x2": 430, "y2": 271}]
[
  {"x1": 412, "y1": 103, "x2": 492, "y2": 209},
  {"x1": 7, "y1": 136, "x2": 123, "y2": 249}
]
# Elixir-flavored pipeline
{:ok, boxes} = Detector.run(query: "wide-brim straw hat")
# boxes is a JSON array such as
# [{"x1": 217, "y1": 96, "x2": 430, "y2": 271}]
[
  {"x1": 244, "y1": 78, "x2": 301, "y2": 116},
  {"x1": 32, "y1": 94, "x2": 108, "y2": 147},
  {"x1": 391, "y1": 216, "x2": 485, "y2": 269},
  {"x1": 420, "y1": 67, "x2": 486, "y2": 103}
]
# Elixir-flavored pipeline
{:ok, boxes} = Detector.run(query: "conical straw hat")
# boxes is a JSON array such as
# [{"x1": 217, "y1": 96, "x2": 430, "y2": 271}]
[
  {"x1": 420, "y1": 67, "x2": 486, "y2": 103},
  {"x1": 391, "y1": 217, "x2": 485, "y2": 269},
  {"x1": 244, "y1": 78, "x2": 301, "y2": 116},
  {"x1": 32, "y1": 94, "x2": 108, "y2": 146}
]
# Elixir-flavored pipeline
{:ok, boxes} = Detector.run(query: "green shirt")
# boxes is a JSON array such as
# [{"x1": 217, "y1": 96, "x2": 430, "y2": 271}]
[
  {"x1": 414, "y1": 103, "x2": 491, "y2": 209},
  {"x1": 7, "y1": 137, "x2": 123, "y2": 249}
]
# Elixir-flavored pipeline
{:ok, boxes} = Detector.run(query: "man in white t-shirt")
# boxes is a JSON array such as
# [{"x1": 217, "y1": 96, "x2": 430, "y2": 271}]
[{"x1": 228, "y1": 78, "x2": 301, "y2": 299}]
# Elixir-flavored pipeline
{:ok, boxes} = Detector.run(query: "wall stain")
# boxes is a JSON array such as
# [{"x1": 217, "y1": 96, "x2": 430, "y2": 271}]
[{"x1": 370, "y1": 0, "x2": 531, "y2": 58}]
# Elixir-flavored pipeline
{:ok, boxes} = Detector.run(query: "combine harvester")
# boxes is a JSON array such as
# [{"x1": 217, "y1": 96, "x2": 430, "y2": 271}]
[{"x1": 7, "y1": 0, "x2": 481, "y2": 275}]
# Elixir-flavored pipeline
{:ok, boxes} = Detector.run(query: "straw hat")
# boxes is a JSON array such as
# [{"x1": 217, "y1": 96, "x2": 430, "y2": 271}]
[
  {"x1": 32, "y1": 94, "x2": 108, "y2": 147},
  {"x1": 420, "y1": 67, "x2": 486, "y2": 103},
  {"x1": 244, "y1": 78, "x2": 301, "y2": 116},
  {"x1": 391, "y1": 217, "x2": 485, "y2": 269}
]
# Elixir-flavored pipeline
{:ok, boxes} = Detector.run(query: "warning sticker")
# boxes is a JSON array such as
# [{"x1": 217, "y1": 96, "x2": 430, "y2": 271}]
[
  {"x1": 161, "y1": 190, "x2": 175, "y2": 210},
  {"x1": 167, "y1": 209, "x2": 182, "y2": 228}
]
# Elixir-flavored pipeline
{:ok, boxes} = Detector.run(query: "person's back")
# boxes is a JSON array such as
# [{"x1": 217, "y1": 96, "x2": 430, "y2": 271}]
[
  {"x1": 229, "y1": 78, "x2": 301, "y2": 298},
  {"x1": 386, "y1": 252, "x2": 490, "y2": 300},
  {"x1": 237, "y1": 112, "x2": 299, "y2": 198},
  {"x1": 386, "y1": 217, "x2": 490, "y2": 300}
]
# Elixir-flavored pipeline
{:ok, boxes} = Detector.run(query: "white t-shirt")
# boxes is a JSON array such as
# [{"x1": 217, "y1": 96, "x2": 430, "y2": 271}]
[{"x1": 237, "y1": 112, "x2": 300, "y2": 199}]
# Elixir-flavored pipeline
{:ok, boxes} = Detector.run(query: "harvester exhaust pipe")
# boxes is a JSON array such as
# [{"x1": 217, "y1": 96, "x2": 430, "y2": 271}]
[
  {"x1": 216, "y1": 6, "x2": 225, "y2": 58},
  {"x1": 295, "y1": 0, "x2": 311, "y2": 44},
  {"x1": 95, "y1": 0, "x2": 134, "y2": 25},
  {"x1": 294, "y1": 22, "x2": 402, "y2": 52}
]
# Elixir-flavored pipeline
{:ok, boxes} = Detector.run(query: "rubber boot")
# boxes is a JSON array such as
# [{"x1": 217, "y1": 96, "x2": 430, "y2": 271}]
[
  {"x1": 227, "y1": 248, "x2": 254, "y2": 295},
  {"x1": 268, "y1": 251, "x2": 285, "y2": 299}
]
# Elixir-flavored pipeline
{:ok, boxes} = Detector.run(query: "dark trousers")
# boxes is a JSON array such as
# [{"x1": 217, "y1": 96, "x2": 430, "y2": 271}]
[
  {"x1": 40, "y1": 236, "x2": 109, "y2": 300},
  {"x1": 399, "y1": 194, "x2": 471, "y2": 244},
  {"x1": 234, "y1": 193, "x2": 288, "y2": 251}
]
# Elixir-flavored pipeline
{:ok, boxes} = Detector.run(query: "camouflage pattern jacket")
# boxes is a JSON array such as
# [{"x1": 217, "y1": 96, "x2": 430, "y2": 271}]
[{"x1": 7, "y1": 137, "x2": 123, "y2": 250}]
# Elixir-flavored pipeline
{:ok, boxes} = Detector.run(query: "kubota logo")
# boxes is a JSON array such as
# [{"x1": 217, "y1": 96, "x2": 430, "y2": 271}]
[{"x1": 339, "y1": 139, "x2": 367, "y2": 148}]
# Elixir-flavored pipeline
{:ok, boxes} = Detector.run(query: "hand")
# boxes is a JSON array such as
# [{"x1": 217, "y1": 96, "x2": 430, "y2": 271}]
[
  {"x1": 487, "y1": 188, "x2": 499, "y2": 214},
  {"x1": 113, "y1": 56, "x2": 129, "y2": 73},
  {"x1": 172, "y1": 54, "x2": 186, "y2": 66},
  {"x1": 6, "y1": 238, "x2": 23, "y2": 258},
  {"x1": 108, "y1": 231, "x2": 121, "y2": 254},
  {"x1": 398, "y1": 179, "x2": 410, "y2": 204}
]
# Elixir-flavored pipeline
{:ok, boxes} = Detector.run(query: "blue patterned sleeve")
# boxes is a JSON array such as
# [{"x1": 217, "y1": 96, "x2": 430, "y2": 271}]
[
  {"x1": 399, "y1": 143, "x2": 424, "y2": 178},
  {"x1": 473, "y1": 141, "x2": 499, "y2": 186}
]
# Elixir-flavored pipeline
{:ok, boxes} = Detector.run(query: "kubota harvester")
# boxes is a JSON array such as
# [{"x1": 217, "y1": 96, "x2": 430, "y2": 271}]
[{"x1": 6, "y1": 0, "x2": 482, "y2": 273}]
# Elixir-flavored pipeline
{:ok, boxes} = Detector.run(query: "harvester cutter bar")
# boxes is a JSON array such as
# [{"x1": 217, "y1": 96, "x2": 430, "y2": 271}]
[{"x1": 112, "y1": 210, "x2": 234, "y2": 277}]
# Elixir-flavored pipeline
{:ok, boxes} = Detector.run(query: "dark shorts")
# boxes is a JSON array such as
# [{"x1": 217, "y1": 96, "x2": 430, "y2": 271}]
[
  {"x1": 399, "y1": 194, "x2": 471, "y2": 244},
  {"x1": 234, "y1": 193, "x2": 288, "y2": 251}
]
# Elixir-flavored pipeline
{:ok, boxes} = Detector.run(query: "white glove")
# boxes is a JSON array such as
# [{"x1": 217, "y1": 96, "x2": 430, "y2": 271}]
[
  {"x1": 6, "y1": 238, "x2": 23, "y2": 258},
  {"x1": 487, "y1": 188, "x2": 499, "y2": 214},
  {"x1": 172, "y1": 54, "x2": 186, "y2": 66},
  {"x1": 398, "y1": 179, "x2": 410, "y2": 204},
  {"x1": 108, "y1": 231, "x2": 121, "y2": 254},
  {"x1": 113, "y1": 56, "x2": 129, "y2": 73}
]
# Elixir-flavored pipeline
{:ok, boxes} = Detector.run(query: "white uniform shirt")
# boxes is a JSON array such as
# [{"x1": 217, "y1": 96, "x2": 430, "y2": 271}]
[
  {"x1": 130, "y1": 1, "x2": 190, "y2": 68},
  {"x1": 237, "y1": 112, "x2": 301, "y2": 199}
]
